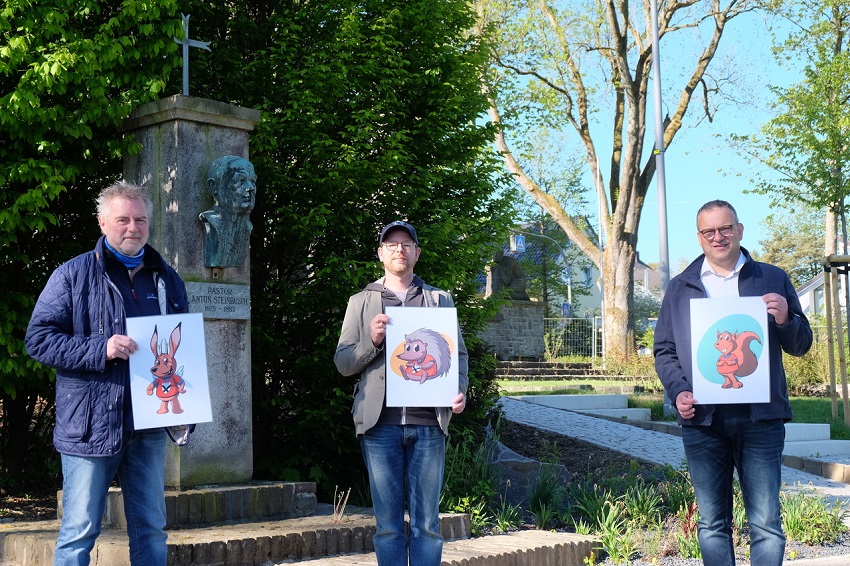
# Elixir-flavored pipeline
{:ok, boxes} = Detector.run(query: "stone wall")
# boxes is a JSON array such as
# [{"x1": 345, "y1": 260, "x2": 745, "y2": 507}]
[{"x1": 478, "y1": 300, "x2": 545, "y2": 360}]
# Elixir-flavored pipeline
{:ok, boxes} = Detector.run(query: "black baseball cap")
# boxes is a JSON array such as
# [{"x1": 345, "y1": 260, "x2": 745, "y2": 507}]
[{"x1": 379, "y1": 221, "x2": 418, "y2": 245}]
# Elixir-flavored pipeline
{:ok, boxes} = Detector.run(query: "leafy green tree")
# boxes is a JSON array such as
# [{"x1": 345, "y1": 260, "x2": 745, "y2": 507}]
[
  {"x1": 476, "y1": 0, "x2": 758, "y2": 359},
  {"x1": 179, "y1": 0, "x2": 514, "y2": 496},
  {"x1": 1, "y1": 0, "x2": 513, "y2": 500},
  {"x1": 753, "y1": 207, "x2": 825, "y2": 288},
  {"x1": 731, "y1": 1, "x2": 850, "y2": 254},
  {"x1": 0, "y1": 0, "x2": 181, "y2": 493}
]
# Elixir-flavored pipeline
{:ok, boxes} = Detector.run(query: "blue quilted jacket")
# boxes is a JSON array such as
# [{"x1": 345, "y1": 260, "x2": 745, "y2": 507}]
[{"x1": 25, "y1": 236, "x2": 189, "y2": 456}]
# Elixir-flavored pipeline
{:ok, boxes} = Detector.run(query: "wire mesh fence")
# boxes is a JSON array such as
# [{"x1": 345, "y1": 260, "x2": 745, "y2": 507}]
[{"x1": 543, "y1": 317, "x2": 603, "y2": 360}]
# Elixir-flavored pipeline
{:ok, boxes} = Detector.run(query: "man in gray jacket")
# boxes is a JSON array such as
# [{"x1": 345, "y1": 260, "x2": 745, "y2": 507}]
[{"x1": 334, "y1": 220, "x2": 468, "y2": 566}]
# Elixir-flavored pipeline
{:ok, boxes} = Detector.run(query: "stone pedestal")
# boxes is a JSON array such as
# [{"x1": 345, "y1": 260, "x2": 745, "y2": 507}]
[
  {"x1": 122, "y1": 95, "x2": 261, "y2": 488},
  {"x1": 478, "y1": 300, "x2": 545, "y2": 360}
]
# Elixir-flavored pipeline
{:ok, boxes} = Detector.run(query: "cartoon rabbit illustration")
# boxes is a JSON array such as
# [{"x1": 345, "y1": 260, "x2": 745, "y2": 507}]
[{"x1": 147, "y1": 323, "x2": 186, "y2": 414}]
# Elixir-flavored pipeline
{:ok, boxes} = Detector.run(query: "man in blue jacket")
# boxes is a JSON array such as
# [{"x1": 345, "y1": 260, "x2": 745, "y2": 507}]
[
  {"x1": 26, "y1": 181, "x2": 189, "y2": 566},
  {"x1": 654, "y1": 200, "x2": 812, "y2": 565}
]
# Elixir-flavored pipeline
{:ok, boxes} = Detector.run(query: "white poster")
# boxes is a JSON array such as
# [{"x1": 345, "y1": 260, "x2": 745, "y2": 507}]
[
  {"x1": 126, "y1": 312, "x2": 213, "y2": 429},
  {"x1": 384, "y1": 307, "x2": 460, "y2": 407},
  {"x1": 690, "y1": 297, "x2": 771, "y2": 404}
]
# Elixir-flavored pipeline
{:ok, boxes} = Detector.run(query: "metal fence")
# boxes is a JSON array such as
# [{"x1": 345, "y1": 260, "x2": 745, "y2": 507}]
[
  {"x1": 541, "y1": 322, "x2": 833, "y2": 363},
  {"x1": 543, "y1": 317, "x2": 603, "y2": 360}
]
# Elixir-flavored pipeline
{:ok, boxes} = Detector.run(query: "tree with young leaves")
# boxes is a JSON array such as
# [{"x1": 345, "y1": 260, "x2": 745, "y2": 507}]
[
  {"x1": 476, "y1": 0, "x2": 758, "y2": 359},
  {"x1": 0, "y1": 0, "x2": 182, "y2": 493},
  {"x1": 754, "y1": 207, "x2": 825, "y2": 288},
  {"x1": 511, "y1": 129, "x2": 591, "y2": 317},
  {"x1": 730, "y1": 1, "x2": 850, "y2": 256}
]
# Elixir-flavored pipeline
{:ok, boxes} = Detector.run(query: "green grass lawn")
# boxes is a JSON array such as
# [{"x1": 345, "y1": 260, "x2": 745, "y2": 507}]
[{"x1": 629, "y1": 394, "x2": 850, "y2": 439}]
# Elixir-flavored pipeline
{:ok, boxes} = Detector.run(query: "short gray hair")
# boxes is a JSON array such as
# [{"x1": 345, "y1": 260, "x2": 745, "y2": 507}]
[
  {"x1": 96, "y1": 181, "x2": 153, "y2": 219},
  {"x1": 696, "y1": 199, "x2": 739, "y2": 224}
]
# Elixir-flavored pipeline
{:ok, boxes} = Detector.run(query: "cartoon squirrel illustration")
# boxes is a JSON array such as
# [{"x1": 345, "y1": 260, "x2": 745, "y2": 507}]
[
  {"x1": 397, "y1": 328, "x2": 452, "y2": 384},
  {"x1": 146, "y1": 323, "x2": 186, "y2": 414},
  {"x1": 714, "y1": 330, "x2": 761, "y2": 389}
]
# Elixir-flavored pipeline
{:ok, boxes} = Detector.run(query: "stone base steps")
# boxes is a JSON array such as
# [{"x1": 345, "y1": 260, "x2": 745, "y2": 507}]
[
  {"x1": 495, "y1": 360, "x2": 654, "y2": 384},
  {"x1": 299, "y1": 531, "x2": 597, "y2": 565},
  {"x1": 501, "y1": 383, "x2": 660, "y2": 395},
  {"x1": 0, "y1": 504, "x2": 597, "y2": 566}
]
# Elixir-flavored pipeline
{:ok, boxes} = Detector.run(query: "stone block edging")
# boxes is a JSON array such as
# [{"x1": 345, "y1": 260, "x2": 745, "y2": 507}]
[{"x1": 588, "y1": 413, "x2": 850, "y2": 484}]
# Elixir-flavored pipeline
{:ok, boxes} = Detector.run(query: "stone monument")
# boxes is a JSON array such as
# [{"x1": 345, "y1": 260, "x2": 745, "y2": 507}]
[
  {"x1": 480, "y1": 248, "x2": 545, "y2": 359},
  {"x1": 122, "y1": 95, "x2": 259, "y2": 488},
  {"x1": 485, "y1": 248, "x2": 530, "y2": 301}
]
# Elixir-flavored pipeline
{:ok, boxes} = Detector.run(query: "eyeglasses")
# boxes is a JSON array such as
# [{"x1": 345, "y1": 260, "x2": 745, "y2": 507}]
[
  {"x1": 381, "y1": 241, "x2": 417, "y2": 252},
  {"x1": 698, "y1": 225, "x2": 736, "y2": 241}
]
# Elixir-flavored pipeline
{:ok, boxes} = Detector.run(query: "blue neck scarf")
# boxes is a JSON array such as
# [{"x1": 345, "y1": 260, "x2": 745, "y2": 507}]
[{"x1": 104, "y1": 239, "x2": 145, "y2": 269}]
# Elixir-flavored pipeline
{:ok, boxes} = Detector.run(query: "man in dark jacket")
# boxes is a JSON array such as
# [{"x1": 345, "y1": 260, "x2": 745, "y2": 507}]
[
  {"x1": 26, "y1": 181, "x2": 189, "y2": 566},
  {"x1": 654, "y1": 200, "x2": 812, "y2": 566}
]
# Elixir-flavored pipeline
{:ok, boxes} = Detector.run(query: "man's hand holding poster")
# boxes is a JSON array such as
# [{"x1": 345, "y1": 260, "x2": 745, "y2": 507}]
[{"x1": 126, "y1": 312, "x2": 213, "y2": 429}]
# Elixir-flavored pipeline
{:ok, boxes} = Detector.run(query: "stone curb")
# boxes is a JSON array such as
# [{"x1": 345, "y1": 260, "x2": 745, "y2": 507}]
[
  {"x1": 297, "y1": 531, "x2": 598, "y2": 565},
  {"x1": 0, "y1": 511, "x2": 601, "y2": 566},
  {"x1": 589, "y1": 413, "x2": 850, "y2": 483},
  {"x1": 0, "y1": 509, "x2": 472, "y2": 566}
]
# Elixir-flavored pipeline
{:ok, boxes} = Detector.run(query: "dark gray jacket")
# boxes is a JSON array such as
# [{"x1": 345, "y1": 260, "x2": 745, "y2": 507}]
[
  {"x1": 334, "y1": 281, "x2": 469, "y2": 436},
  {"x1": 654, "y1": 248, "x2": 812, "y2": 425}
]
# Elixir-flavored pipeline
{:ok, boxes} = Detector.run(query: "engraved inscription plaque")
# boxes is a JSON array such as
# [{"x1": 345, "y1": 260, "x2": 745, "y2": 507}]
[{"x1": 186, "y1": 282, "x2": 250, "y2": 320}]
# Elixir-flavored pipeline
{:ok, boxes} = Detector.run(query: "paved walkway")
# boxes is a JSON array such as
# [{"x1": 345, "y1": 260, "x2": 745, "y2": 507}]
[{"x1": 499, "y1": 397, "x2": 850, "y2": 520}]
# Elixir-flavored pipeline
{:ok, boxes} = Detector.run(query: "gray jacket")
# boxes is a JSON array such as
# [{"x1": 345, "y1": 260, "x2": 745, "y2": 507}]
[{"x1": 334, "y1": 282, "x2": 469, "y2": 436}]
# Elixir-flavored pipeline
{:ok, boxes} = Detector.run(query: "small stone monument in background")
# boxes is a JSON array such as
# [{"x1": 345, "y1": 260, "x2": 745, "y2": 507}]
[
  {"x1": 485, "y1": 248, "x2": 530, "y2": 301},
  {"x1": 480, "y1": 248, "x2": 545, "y2": 360}
]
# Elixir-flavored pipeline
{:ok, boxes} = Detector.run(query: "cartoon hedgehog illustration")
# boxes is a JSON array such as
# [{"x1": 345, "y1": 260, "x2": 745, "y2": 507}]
[
  {"x1": 397, "y1": 328, "x2": 452, "y2": 385},
  {"x1": 714, "y1": 330, "x2": 761, "y2": 389}
]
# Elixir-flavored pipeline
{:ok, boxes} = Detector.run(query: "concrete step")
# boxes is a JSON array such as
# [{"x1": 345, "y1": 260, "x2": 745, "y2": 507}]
[
  {"x1": 785, "y1": 423, "x2": 831, "y2": 442},
  {"x1": 783, "y1": 440, "x2": 850, "y2": 459},
  {"x1": 508, "y1": 393, "x2": 628, "y2": 410},
  {"x1": 298, "y1": 530, "x2": 597, "y2": 565},
  {"x1": 574, "y1": 408, "x2": 652, "y2": 421},
  {"x1": 0, "y1": 507, "x2": 468, "y2": 565}
]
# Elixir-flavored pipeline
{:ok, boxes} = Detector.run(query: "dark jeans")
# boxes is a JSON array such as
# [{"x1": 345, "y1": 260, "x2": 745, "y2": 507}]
[
  {"x1": 682, "y1": 406, "x2": 785, "y2": 566},
  {"x1": 360, "y1": 424, "x2": 446, "y2": 566}
]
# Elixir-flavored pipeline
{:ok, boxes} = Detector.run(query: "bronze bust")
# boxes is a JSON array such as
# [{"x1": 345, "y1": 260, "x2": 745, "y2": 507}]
[{"x1": 199, "y1": 156, "x2": 257, "y2": 268}]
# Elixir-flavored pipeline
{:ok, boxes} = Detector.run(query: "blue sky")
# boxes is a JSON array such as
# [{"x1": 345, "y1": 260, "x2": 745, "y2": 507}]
[{"x1": 634, "y1": 14, "x2": 801, "y2": 273}]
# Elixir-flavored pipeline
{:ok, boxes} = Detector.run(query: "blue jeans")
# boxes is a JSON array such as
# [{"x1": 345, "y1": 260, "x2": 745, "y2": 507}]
[
  {"x1": 360, "y1": 424, "x2": 446, "y2": 566},
  {"x1": 54, "y1": 429, "x2": 168, "y2": 566},
  {"x1": 682, "y1": 406, "x2": 785, "y2": 566}
]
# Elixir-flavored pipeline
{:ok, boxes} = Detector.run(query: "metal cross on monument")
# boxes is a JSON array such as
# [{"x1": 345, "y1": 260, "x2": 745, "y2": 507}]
[{"x1": 174, "y1": 13, "x2": 211, "y2": 96}]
